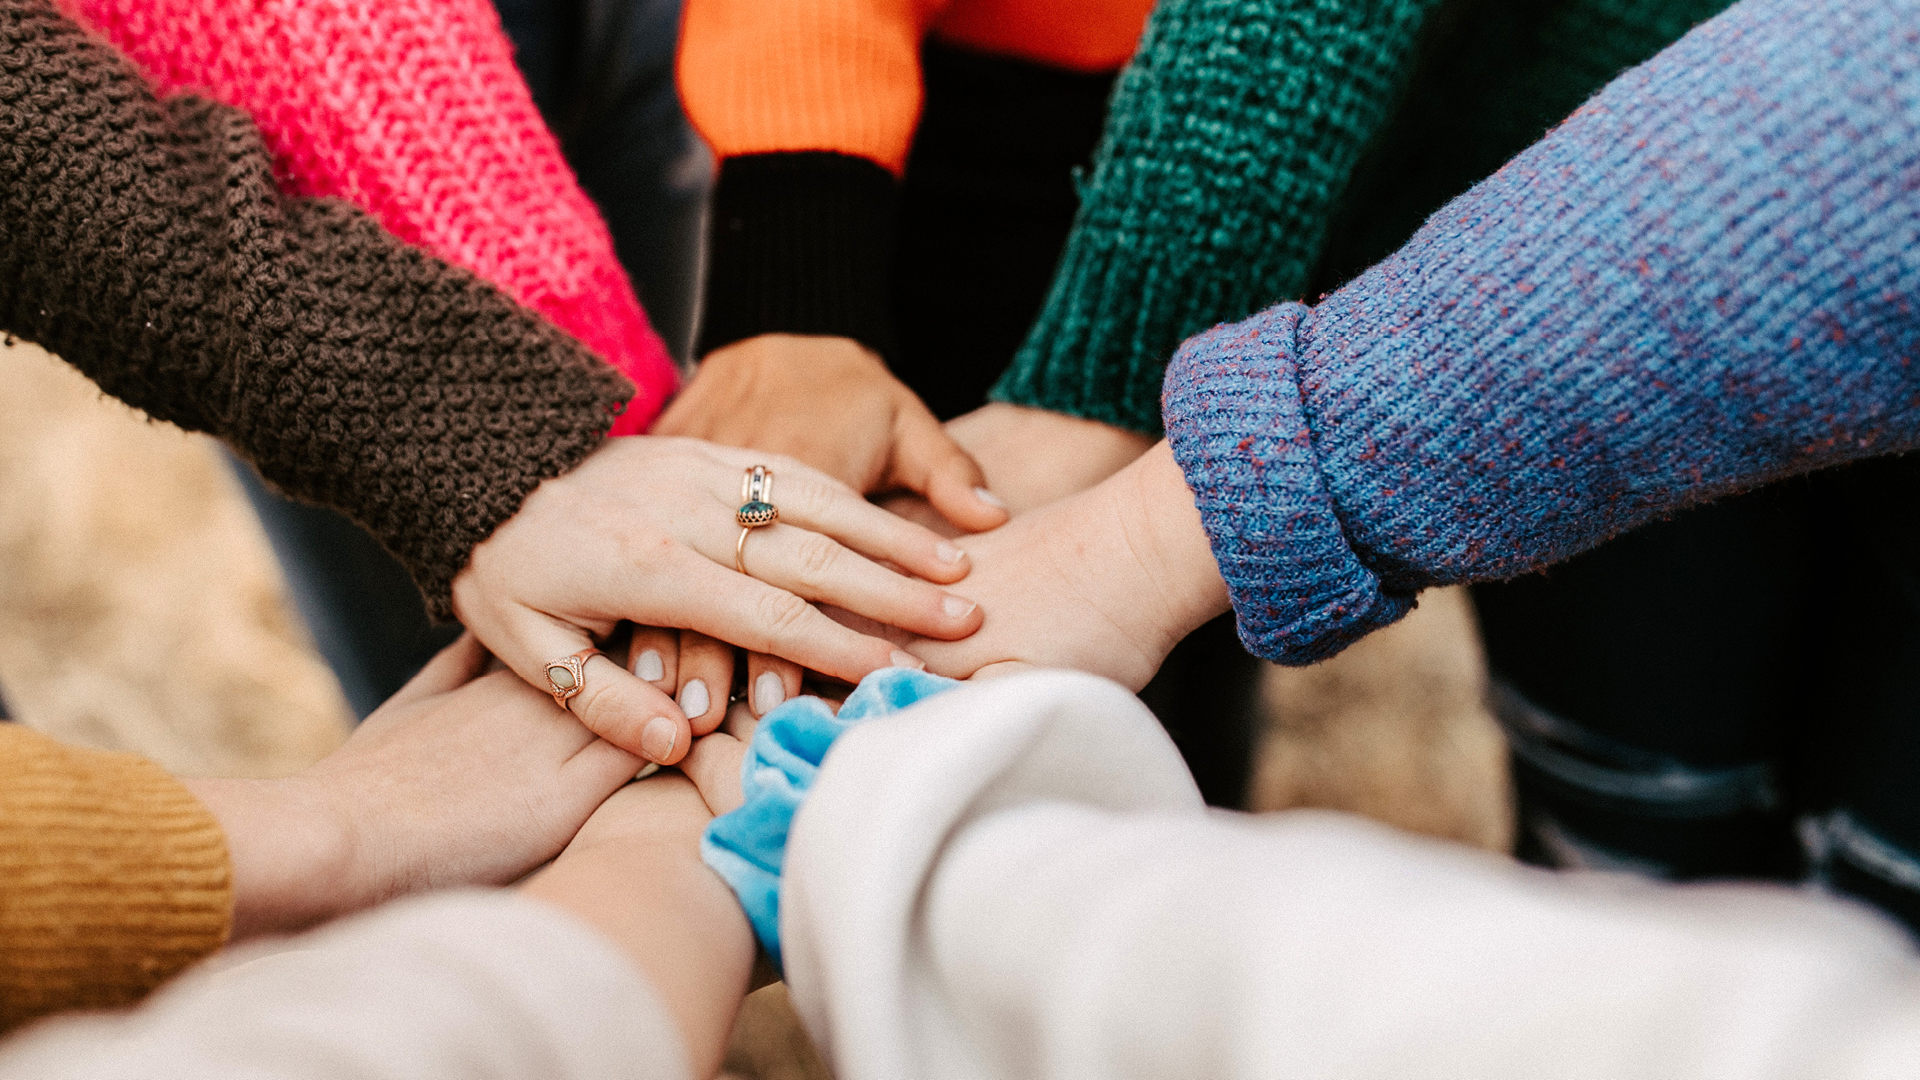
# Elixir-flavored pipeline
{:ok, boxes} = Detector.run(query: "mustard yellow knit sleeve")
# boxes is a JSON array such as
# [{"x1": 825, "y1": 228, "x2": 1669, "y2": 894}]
[{"x1": 0, "y1": 725, "x2": 231, "y2": 1032}]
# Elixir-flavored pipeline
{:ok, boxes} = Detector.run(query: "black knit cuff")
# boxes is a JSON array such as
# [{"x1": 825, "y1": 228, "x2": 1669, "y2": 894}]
[{"x1": 697, "y1": 151, "x2": 900, "y2": 360}]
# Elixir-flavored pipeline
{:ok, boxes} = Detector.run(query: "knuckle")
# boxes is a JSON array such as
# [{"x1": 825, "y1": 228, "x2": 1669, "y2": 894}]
[
  {"x1": 790, "y1": 476, "x2": 836, "y2": 520},
  {"x1": 791, "y1": 532, "x2": 841, "y2": 590},
  {"x1": 753, "y1": 589, "x2": 814, "y2": 641}
]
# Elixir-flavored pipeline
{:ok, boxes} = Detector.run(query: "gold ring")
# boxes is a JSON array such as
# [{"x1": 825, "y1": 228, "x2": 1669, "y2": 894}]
[
  {"x1": 544, "y1": 647, "x2": 605, "y2": 710},
  {"x1": 736, "y1": 525, "x2": 753, "y2": 575},
  {"x1": 736, "y1": 466, "x2": 778, "y2": 575}
]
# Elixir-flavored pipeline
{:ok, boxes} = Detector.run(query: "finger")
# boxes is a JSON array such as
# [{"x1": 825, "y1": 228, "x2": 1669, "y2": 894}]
[
  {"x1": 767, "y1": 466, "x2": 974, "y2": 585},
  {"x1": 737, "y1": 524, "x2": 983, "y2": 641},
  {"x1": 677, "y1": 731, "x2": 748, "y2": 816},
  {"x1": 676, "y1": 630, "x2": 734, "y2": 736},
  {"x1": 719, "y1": 698, "x2": 759, "y2": 744},
  {"x1": 503, "y1": 610, "x2": 691, "y2": 766},
  {"x1": 888, "y1": 402, "x2": 1008, "y2": 534},
  {"x1": 627, "y1": 625, "x2": 679, "y2": 691},
  {"x1": 745, "y1": 652, "x2": 803, "y2": 717},
  {"x1": 670, "y1": 559, "x2": 926, "y2": 685},
  {"x1": 386, "y1": 632, "x2": 489, "y2": 707}
]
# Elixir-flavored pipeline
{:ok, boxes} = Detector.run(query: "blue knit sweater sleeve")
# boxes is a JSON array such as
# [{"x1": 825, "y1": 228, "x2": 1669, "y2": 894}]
[{"x1": 1163, "y1": 0, "x2": 1920, "y2": 665}]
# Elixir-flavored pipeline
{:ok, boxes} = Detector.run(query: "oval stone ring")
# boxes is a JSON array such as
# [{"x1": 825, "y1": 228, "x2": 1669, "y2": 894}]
[
  {"x1": 736, "y1": 465, "x2": 778, "y2": 575},
  {"x1": 544, "y1": 647, "x2": 606, "y2": 710}
]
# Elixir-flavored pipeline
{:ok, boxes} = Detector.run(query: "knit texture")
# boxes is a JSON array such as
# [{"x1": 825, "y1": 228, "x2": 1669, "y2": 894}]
[
  {"x1": 1163, "y1": 0, "x2": 1920, "y2": 664},
  {"x1": 677, "y1": 0, "x2": 1150, "y2": 175},
  {"x1": 993, "y1": 0, "x2": 1439, "y2": 433},
  {"x1": 0, "y1": 0, "x2": 633, "y2": 618},
  {"x1": 1314, "y1": 0, "x2": 1735, "y2": 288},
  {"x1": 63, "y1": 0, "x2": 677, "y2": 435},
  {"x1": 0, "y1": 725, "x2": 230, "y2": 1033},
  {"x1": 698, "y1": 152, "x2": 902, "y2": 360}
]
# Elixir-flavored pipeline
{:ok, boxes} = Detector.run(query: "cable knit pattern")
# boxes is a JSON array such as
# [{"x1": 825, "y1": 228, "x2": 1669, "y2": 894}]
[
  {"x1": 63, "y1": 0, "x2": 677, "y2": 435},
  {"x1": 993, "y1": 0, "x2": 1439, "y2": 434},
  {"x1": 1163, "y1": 0, "x2": 1920, "y2": 663},
  {"x1": 0, "y1": 0, "x2": 632, "y2": 617}
]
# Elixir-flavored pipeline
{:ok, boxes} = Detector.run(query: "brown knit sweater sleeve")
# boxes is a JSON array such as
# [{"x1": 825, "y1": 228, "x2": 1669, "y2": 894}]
[
  {"x1": 0, "y1": 0, "x2": 633, "y2": 618},
  {"x1": 0, "y1": 725, "x2": 231, "y2": 1033}
]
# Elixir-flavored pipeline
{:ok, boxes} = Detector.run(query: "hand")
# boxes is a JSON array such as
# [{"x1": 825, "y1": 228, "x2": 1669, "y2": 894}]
[
  {"x1": 946, "y1": 402, "x2": 1156, "y2": 514},
  {"x1": 879, "y1": 403, "x2": 1156, "y2": 535},
  {"x1": 625, "y1": 626, "x2": 805, "y2": 733},
  {"x1": 653, "y1": 334, "x2": 1009, "y2": 531},
  {"x1": 902, "y1": 442, "x2": 1232, "y2": 690},
  {"x1": 522, "y1": 769, "x2": 754, "y2": 1079},
  {"x1": 185, "y1": 635, "x2": 645, "y2": 939},
  {"x1": 452, "y1": 437, "x2": 984, "y2": 763}
]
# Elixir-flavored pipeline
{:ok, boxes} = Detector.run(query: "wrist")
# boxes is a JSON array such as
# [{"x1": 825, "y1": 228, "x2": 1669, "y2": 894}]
[
  {"x1": 1105, "y1": 441, "x2": 1231, "y2": 648},
  {"x1": 184, "y1": 775, "x2": 357, "y2": 939}
]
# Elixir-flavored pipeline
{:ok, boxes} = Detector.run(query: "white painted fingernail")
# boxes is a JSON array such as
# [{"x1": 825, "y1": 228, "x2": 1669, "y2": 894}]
[
  {"x1": 973, "y1": 486, "x2": 1006, "y2": 509},
  {"x1": 678, "y1": 679, "x2": 710, "y2": 719},
  {"x1": 753, "y1": 671, "x2": 786, "y2": 715},
  {"x1": 943, "y1": 595, "x2": 977, "y2": 619},
  {"x1": 936, "y1": 541, "x2": 966, "y2": 564},
  {"x1": 633, "y1": 649, "x2": 665, "y2": 682},
  {"x1": 889, "y1": 650, "x2": 927, "y2": 671}
]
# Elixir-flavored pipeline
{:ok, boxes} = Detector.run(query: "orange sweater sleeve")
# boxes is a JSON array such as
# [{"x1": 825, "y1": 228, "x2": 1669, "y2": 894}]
[
  {"x1": 678, "y1": 0, "x2": 1153, "y2": 175},
  {"x1": 0, "y1": 726, "x2": 231, "y2": 1033},
  {"x1": 678, "y1": 0, "x2": 950, "y2": 176}
]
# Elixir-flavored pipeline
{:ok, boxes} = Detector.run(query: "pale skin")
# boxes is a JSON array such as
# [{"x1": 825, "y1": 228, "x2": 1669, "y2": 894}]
[
  {"x1": 184, "y1": 634, "x2": 647, "y2": 940},
  {"x1": 449, "y1": 436, "x2": 983, "y2": 766},
  {"x1": 642, "y1": 328, "x2": 1157, "y2": 722},
  {"x1": 900, "y1": 441, "x2": 1232, "y2": 690}
]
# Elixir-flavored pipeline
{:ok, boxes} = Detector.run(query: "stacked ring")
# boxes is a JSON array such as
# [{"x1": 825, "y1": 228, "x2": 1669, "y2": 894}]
[{"x1": 736, "y1": 465, "x2": 779, "y2": 575}]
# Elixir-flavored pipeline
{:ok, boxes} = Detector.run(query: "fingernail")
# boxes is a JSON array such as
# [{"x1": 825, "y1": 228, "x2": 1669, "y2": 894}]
[
  {"x1": 973, "y1": 486, "x2": 1006, "y2": 509},
  {"x1": 641, "y1": 717, "x2": 678, "y2": 763},
  {"x1": 633, "y1": 649, "x2": 665, "y2": 682},
  {"x1": 943, "y1": 595, "x2": 977, "y2": 619},
  {"x1": 678, "y1": 679, "x2": 710, "y2": 720},
  {"x1": 936, "y1": 541, "x2": 966, "y2": 564},
  {"x1": 889, "y1": 650, "x2": 927, "y2": 671},
  {"x1": 753, "y1": 671, "x2": 786, "y2": 715}
]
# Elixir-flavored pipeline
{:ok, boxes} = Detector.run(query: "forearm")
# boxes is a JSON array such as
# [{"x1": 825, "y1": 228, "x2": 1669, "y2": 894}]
[
  {"x1": 71, "y1": 0, "x2": 679, "y2": 431},
  {"x1": 993, "y1": 0, "x2": 1440, "y2": 433},
  {"x1": 0, "y1": 0, "x2": 629, "y2": 616},
  {"x1": 1165, "y1": 0, "x2": 1920, "y2": 663},
  {"x1": 522, "y1": 779, "x2": 754, "y2": 1079}
]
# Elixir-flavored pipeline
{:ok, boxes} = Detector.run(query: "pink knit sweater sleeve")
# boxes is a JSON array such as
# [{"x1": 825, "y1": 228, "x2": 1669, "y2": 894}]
[{"x1": 64, "y1": 0, "x2": 678, "y2": 435}]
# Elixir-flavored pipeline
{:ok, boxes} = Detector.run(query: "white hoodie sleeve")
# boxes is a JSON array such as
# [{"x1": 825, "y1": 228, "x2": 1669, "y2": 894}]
[
  {"x1": 0, "y1": 891, "x2": 690, "y2": 1080},
  {"x1": 781, "y1": 671, "x2": 1920, "y2": 1080}
]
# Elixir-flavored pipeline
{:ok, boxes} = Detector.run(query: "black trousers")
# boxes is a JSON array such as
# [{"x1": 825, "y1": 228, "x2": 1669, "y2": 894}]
[{"x1": 1479, "y1": 454, "x2": 1920, "y2": 932}]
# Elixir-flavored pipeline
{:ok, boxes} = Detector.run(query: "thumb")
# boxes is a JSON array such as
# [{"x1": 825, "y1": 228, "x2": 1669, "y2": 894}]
[
  {"x1": 500, "y1": 609, "x2": 693, "y2": 766},
  {"x1": 889, "y1": 404, "x2": 1009, "y2": 533}
]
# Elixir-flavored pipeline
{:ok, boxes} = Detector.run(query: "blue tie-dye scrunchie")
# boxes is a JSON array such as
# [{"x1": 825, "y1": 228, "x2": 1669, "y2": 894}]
[{"x1": 699, "y1": 667, "x2": 959, "y2": 971}]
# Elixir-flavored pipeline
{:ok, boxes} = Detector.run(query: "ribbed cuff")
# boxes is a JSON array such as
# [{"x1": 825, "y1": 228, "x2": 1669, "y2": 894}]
[
  {"x1": 697, "y1": 152, "x2": 900, "y2": 361},
  {"x1": 1160, "y1": 304, "x2": 1413, "y2": 664},
  {"x1": 0, "y1": 727, "x2": 232, "y2": 1032}
]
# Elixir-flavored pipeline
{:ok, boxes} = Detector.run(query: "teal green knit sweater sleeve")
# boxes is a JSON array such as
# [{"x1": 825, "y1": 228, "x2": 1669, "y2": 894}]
[{"x1": 990, "y1": 0, "x2": 1439, "y2": 434}]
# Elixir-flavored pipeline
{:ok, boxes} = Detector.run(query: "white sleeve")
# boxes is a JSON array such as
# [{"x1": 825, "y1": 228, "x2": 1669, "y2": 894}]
[
  {"x1": 0, "y1": 891, "x2": 690, "y2": 1080},
  {"x1": 780, "y1": 671, "x2": 1920, "y2": 1080}
]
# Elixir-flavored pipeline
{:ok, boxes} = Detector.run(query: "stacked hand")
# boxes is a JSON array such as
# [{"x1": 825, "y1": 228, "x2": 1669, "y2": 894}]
[{"x1": 450, "y1": 436, "x2": 983, "y2": 764}]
